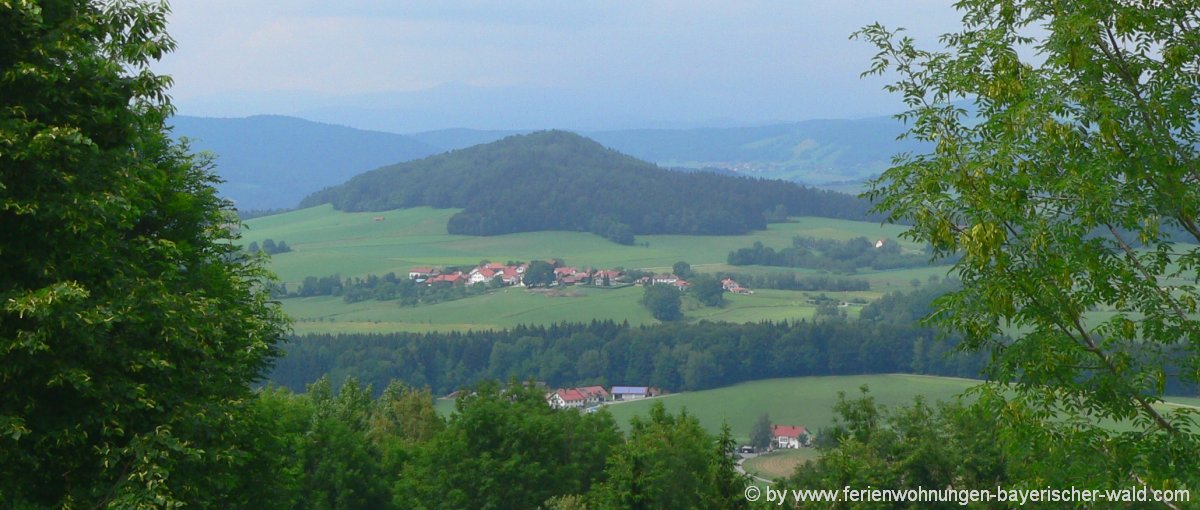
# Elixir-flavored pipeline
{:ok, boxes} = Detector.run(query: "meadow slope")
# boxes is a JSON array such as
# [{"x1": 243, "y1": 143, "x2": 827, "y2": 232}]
[{"x1": 244, "y1": 206, "x2": 949, "y2": 333}]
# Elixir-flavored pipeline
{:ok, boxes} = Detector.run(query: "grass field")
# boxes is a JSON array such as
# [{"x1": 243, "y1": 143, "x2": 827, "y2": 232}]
[
  {"x1": 247, "y1": 205, "x2": 949, "y2": 332},
  {"x1": 283, "y1": 286, "x2": 842, "y2": 334},
  {"x1": 597, "y1": 375, "x2": 1200, "y2": 442},
  {"x1": 743, "y1": 449, "x2": 823, "y2": 481},
  {"x1": 426, "y1": 375, "x2": 980, "y2": 429},
  {"x1": 602, "y1": 374, "x2": 981, "y2": 444},
  {"x1": 429, "y1": 374, "x2": 1199, "y2": 447},
  {"x1": 244, "y1": 205, "x2": 922, "y2": 284}
]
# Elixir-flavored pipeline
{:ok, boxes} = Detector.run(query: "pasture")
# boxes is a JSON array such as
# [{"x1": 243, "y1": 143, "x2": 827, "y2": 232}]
[
  {"x1": 743, "y1": 449, "x2": 823, "y2": 481},
  {"x1": 601, "y1": 374, "x2": 981, "y2": 443},
  {"x1": 243, "y1": 205, "x2": 922, "y2": 284},
  {"x1": 247, "y1": 205, "x2": 949, "y2": 332}
]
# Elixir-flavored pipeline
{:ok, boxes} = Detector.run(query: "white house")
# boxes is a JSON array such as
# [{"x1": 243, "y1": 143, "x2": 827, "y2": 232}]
[
  {"x1": 547, "y1": 388, "x2": 587, "y2": 409},
  {"x1": 772, "y1": 425, "x2": 809, "y2": 449}
]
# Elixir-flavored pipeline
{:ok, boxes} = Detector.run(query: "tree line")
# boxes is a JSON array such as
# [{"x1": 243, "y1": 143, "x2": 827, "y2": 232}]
[
  {"x1": 300, "y1": 130, "x2": 882, "y2": 244},
  {"x1": 246, "y1": 238, "x2": 292, "y2": 255},
  {"x1": 279, "y1": 271, "x2": 492, "y2": 307},
  {"x1": 193, "y1": 376, "x2": 749, "y2": 509},
  {"x1": 270, "y1": 285, "x2": 991, "y2": 396},
  {"x1": 711, "y1": 271, "x2": 871, "y2": 292},
  {"x1": 727, "y1": 236, "x2": 950, "y2": 272}
]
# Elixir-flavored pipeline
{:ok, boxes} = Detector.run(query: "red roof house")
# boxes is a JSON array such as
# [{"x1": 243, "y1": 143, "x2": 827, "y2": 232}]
[{"x1": 772, "y1": 425, "x2": 809, "y2": 449}]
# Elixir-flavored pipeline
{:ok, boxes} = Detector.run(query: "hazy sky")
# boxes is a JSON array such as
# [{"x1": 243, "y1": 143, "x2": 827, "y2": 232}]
[{"x1": 157, "y1": 1, "x2": 964, "y2": 131}]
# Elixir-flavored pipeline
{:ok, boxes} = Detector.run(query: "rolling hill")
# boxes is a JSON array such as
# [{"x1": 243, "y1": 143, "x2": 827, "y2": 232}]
[
  {"x1": 169, "y1": 113, "x2": 924, "y2": 213},
  {"x1": 404, "y1": 116, "x2": 928, "y2": 185},
  {"x1": 169, "y1": 115, "x2": 440, "y2": 209},
  {"x1": 299, "y1": 130, "x2": 877, "y2": 243}
]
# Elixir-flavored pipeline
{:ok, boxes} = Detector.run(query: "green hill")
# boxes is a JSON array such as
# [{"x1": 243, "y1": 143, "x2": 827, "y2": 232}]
[
  {"x1": 405, "y1": 116, "x2": 927, "y2": 186},
  {"x1": 299, "y1": 130, "x2": 877, "y2": 243}
]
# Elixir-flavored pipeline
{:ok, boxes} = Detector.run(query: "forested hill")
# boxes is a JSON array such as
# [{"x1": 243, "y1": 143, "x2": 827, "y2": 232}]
[{"x1": 300, "y1": 130, "x2": 877, "y2": 243}]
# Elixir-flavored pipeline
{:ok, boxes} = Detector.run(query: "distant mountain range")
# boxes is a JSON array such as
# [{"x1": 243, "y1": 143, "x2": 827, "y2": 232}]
[
  {"x1": 169, "y1": 115, "x2": 440, "y2": 210},
  {"x1": 301, "y1": 131, "x2": 877, "y2": 243},
  {"x1": 171, "y1": 113, "x2": 927, "y2": 211}
]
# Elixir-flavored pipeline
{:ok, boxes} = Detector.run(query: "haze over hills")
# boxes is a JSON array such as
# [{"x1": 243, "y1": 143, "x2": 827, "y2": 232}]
[
  {"x1": 171, "y1": 112, "x2": 926, "y2": 210},
  {"x1": 412, "y1": 116, "x2": 927, "y2": 185},
  {"x1": 300, "y1": 130, "x2": 877, "y2": 243},
  {"x1": 169, "y1": 115, "x2": 440, "y2": 209}
]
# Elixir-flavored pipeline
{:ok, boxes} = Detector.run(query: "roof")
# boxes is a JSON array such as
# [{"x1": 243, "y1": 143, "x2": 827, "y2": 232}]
[
  {"x1": 772, "y1": 425, "x2": 808, "y2": 438},
  {"x1": 612, "y1": 386, "x2": 649, "y2": 394},
  {"x1": 556, "y1": 389, "x2": 585, "y2": 401},
  {"x1": 577, "y1": 386, "x2": 609, "y2": 398}
]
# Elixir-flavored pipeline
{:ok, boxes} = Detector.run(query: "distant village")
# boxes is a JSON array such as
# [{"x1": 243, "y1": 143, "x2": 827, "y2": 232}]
[{"x1": 407, "y1": 261, "x2": 753, "y2": 294}]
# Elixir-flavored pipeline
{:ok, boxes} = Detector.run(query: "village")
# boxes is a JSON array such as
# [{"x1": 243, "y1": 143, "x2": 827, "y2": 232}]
[{"x1": 407, "y1": 260, "x2": 753, "y2": 294}]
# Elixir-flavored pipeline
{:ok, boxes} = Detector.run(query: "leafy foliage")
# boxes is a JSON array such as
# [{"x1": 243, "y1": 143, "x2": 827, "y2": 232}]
[
  {"x1": 0, "y1": 1, "x2": 286, "y2": 506},
  {"x1": 856, "y1": 0, "x2": 1200, "y2": 493},
  {"x1": 523, "y1": 260, "x2": 557, "y2": 287},
  {"x1": 688, "y1": 274, "x2": 726, "y2": 307},
  {"x1": 785, "y1": 388, "x2": 1009, "y2": 509},
  {"x1": 300, "y1": 130, "x2": 879, "y2": 243},
  {"x1": 394, "y1": 381, "x2": 621, "y2": 510},
  {"x1": 588, "y1": 403, "x2": 749, "y2": 510},
  {"x1": 749, "y1": 413, "x2": 773, "y2": 450},
  {"x1": 641, "y1": 283, "x2": 684, "y2": 321}
]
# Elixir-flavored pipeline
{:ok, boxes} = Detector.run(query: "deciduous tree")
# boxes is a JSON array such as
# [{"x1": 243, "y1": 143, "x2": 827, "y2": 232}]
[
  {"x1": 750, "y1": 413, "x2": 773, "y2": 450},
  {"x1": 641, "y1": 283, "x2": 683, "y2": 321},
  {"x1": 0, "y1": 1, "x2": 286, "y2": 506},
  {"x1": 857, "y1": 0, "x2": 1200, "y2": 491}
]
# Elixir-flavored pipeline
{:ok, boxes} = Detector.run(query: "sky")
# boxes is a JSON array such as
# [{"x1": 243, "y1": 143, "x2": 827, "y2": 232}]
[{"x1": 156, "y1": 1, "x2": 964, "y2": 132}]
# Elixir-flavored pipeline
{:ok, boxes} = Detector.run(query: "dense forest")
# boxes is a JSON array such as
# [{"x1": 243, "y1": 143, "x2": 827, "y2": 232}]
[
  {"x1": 299, "y1": 131, "x2": 879, "y2": 243},
  {"x1": 271, "y1": 285, "x2": 991, "y2": 395}
]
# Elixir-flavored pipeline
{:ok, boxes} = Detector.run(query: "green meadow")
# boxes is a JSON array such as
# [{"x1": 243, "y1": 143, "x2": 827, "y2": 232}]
[
  {"x1": 247, "y1": 206, "x2": 949, "y2": 332},
  {"x1": 598, "y1": 375, "x2": 1200, "y2": 444},
  {"x1": 428, "y1": 375, "x2": 981, "y2": 434},
  {"x1": 284, "y1": 287, "x2": 853, "y2": 334},
  {"x1": 743, "y1": 448, "x2": 822, "y2": 481},
  {"x1": 602, "y1": 374, "x2": 981, "y2": 443},
  {"x1": 244, "y1": 205, "x2": 922, "y2": 284}
]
